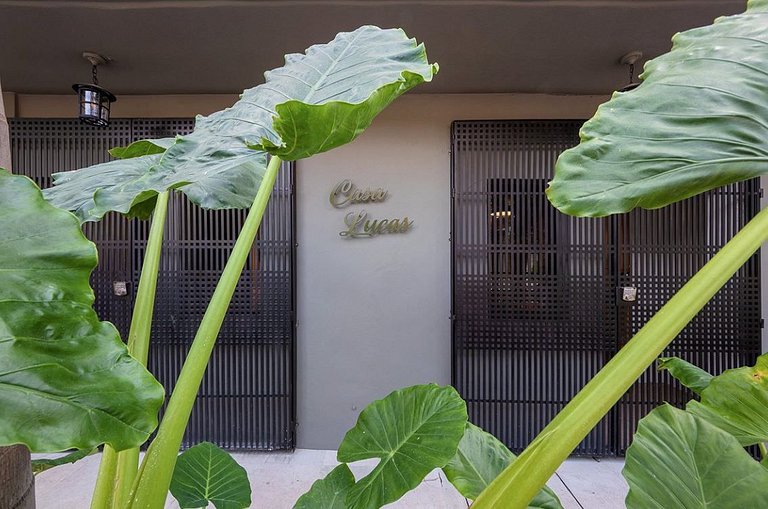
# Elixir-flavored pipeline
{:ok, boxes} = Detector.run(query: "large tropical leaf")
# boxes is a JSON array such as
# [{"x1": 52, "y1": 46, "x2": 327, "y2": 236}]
[
  {"x1": 443, "y1": 423, "x2": 562, "y2": 509},
  {"x1": 623, "y1": 404, "x2": 768, "y2": 508},
  {"x1": 118, "y1": 25, "x2": 436, "y2": 164},
  {"x1": 293, "y1": 464, "x2": 355, "y2": 509},
  {"x1": 43, "y1": 143, "x2": 266, "y2": 223},
  {"x1": 0, "y1": 172, "x2": 164, "y2": 452},
  {"x1": 547, "y1": 0, "x2": 768, "y2": 217},
  {"x1": 169, "y1": 442, "x2": 251, "y2": 509},
  {"x1": 337, "y1": 383, "x2": 467, "y2": 509},
  {"x1": 658, "y1": 356, "x2": 713, "y2": 395},
  {"x1": 685, "y1": 352, "x2": 768, "y2": 445}
]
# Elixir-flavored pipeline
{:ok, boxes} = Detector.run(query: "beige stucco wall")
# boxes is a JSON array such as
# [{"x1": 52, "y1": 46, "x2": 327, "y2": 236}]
[
  {"x1": 4, "y1": 93, "x2": 234, "y2": 119},
  {"x1": 3, "y1": 92, "x2": 606, "y2": 120}
]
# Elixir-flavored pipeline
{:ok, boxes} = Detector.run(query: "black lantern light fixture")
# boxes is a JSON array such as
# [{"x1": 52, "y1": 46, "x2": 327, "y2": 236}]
[
  {"x1": 72, "y1": 52, "x2": 116, "y2": 126},
  {"x1": 618, "y1": 50, "x2": 643, "y2": 92}
]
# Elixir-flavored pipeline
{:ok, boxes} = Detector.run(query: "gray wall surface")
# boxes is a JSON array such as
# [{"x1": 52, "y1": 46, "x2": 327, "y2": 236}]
[{"x1": 295, "y1": 93, "x2": 606, "y2": 449}]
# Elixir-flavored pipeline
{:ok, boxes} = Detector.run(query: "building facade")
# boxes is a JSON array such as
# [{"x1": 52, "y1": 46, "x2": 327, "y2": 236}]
[
  {"x1": 5, "y1": 92, "x2": 764, "y2": 453},
  {"x1": 3, "y1": 0, "x2": 763, "y2": 455}
]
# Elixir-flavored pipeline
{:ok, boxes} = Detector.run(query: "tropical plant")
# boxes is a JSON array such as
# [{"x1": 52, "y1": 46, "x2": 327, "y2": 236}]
[
  {"x1": 16, "y1": 25, "x2": 438, "y2": 509},
  {"x1": 621, "y1": 354, "x2": 768, "y2": 508},
  {"x1": 295, "y1": 384, "x2": 565, "y2": 509},
  {"x1": 169, "y1": 442, "x2": 251, "y2": 509},
  {"x1": 472, "y1": 0, "x2": 768, "y2": 507}
]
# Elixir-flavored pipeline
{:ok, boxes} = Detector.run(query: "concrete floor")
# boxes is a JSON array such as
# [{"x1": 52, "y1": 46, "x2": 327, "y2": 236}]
[{"x1": 33, "y1": 450, "x2": 627, "y2": 508}]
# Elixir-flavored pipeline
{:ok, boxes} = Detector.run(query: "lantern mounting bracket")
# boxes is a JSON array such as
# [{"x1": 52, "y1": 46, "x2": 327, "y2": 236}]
[
  {"x1": 82, "y1": 52, "x2": 111, "y2": 67},
  {"x1": 618, "y1": 50, "x2": 643, "y2": 92}
]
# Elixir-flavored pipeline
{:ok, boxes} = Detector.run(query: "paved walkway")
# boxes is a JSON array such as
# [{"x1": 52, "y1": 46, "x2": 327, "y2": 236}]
[{"x1": 34, "y1": 450, "x2": 627, "y2": 508}]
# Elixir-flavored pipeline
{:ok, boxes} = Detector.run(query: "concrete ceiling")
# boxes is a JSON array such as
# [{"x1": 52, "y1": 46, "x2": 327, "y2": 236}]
[{"x1": 0, "y1": 0, "x2": 747, "y2": 95}]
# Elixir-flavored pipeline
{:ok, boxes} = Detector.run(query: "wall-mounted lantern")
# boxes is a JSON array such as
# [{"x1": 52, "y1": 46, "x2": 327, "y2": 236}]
[{"x1": 72, "y1": 52, "x2": 116, "y2": 127}]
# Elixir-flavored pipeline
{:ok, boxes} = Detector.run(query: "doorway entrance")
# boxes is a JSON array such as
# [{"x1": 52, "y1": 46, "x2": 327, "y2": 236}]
[{"x1": 450, "y1": 120, "x2": 761, "y2": 455}]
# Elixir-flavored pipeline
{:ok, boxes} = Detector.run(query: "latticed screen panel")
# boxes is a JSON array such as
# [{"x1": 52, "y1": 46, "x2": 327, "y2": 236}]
[
  {"x1": 10, "y1": 118, "x2": 296, "y2": 451},
  {"x1": 451, "y1": 120, "x2": 761, "y2": 456},
  {"x1": 614, "y1": 182, "x2": 761, "y2": 453},
  {"x1": 452, "y1": 120, "x2": 616, "y2": 454}
]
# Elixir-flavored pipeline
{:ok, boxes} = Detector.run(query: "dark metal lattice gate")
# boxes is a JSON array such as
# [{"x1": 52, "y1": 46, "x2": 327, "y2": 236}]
[
  {"x1": 10, "y1": 118, "x2": 296, "y2": 450},
  {"x1": 451, "y1": 120, "x2": 761, "y2": 455}
]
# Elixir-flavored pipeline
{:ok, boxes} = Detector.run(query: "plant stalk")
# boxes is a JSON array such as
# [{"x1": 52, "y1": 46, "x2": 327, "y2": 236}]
[
  {"x1": 126, "y1": 156, "x2": 282, "y2": 509},
  {"x1": 90, "y1": 191, "x2": 169, "y2": 509},
  {"x1": 90, "y1": 447, "x2": 118, "y2": 509},
  {"x1": 113, "y1": 191, "x2": 170, "y2": 508},
  {"x1": 473, "y1": 206, "x2": 768, "y2": 509}
]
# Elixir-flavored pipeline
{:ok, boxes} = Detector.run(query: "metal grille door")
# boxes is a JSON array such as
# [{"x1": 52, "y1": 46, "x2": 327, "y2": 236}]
[
  {"x1": 10, "y1": 119, "x2": 296, "y2": 450},
  {"x1": 613, "y1": 182, "x2": 761, "y2": 453},
  {"x1": 451, "y1": 120, "x2": 761, "y2": 455}
]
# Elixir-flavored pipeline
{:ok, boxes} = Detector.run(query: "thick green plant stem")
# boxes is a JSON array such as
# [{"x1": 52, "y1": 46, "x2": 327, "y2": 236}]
[
  {"x1": 113, "y1": 191, "x2": 169, "y2": 508},
  {"x1": 91, "y1": 447, "x2": 118, "y2": 509},
  {"x1": 126, "y1": 156, "x2": 282, "y2": 509},
  {"x1": 124, "y1": 191, "x2": 170, "y2": 365},
  {"x1": 90, "y1": 191, "x2": 170, "y2": 509},
  {"x1": 473, "y1": 206, "x2": 768, "y2": 509}
]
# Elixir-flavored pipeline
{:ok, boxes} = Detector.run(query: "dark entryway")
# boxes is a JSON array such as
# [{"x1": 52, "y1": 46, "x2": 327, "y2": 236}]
[
  {"x1": 10, "y1": 118, "x2": 296, "y2": 451},
  {"x1": 450, "y1": 120, "x2": 761, "y2": 455}
]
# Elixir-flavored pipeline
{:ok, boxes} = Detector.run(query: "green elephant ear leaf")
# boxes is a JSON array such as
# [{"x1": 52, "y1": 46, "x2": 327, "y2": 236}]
[
  {"x1": 293, "y1": 464, "x2": 355, "y2": 509},
  {"x1": 547, "y1": 0, "x2": 768, "y2": 217},
  {"x1": 658, "y1": 357, "x2": 713, "y2": 395},
  {"x1": 43, "y1": 145, "x2": 266, "y2": 223},
  {"x1": 126, "y1": 25, "x2": 436, "y2": 165},
  {"x1": 169, "y1": 442, "x2": 251, "y2": 509},
  {"x1": 685, "y1": 352, "x2": 768, "y2": 445},
  {"x1": 623, "y1": 404, "x2": 768, "y2": 509},
  {"x1": 337, "y1": 383, "x2": 467, "y2": 509},
  {"x1": 443, "y1": 423, "x2": 562, "y2": 508},
  {"x1": 0, "y1": 173, "x2": 164, "y2": 452}
]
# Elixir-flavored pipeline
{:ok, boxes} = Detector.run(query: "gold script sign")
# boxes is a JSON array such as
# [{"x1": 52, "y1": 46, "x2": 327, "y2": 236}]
[
  {"x1": 340, "y1": 210, "x2": 414, "y2": 238},
  {"x1": 330, "y1": 179, "x2": 413, "y2": 238},
  {"x1": 330, "y1": 179, "x2": 387, "y2": 208}
]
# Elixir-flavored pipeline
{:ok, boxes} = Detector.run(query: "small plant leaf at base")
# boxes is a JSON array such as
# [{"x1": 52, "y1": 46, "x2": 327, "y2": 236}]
[
  {"x1": 169, "y1": 442, "x2": 251, "y2": 509},
  {"x1": 108, "y1": 137, "x2": 175, "y2": 159},
  {"x1": 623, "y1": 404, "x2": 768, "y2": 508},
  {"x1": 0, "y1": 173, "x2": 164, "y2": 452},
  {"x1": 547, "y1": 0, "x2": 768, "y2": 217},
  {"x1": 686, "y1": 352, "x2": 768, "y2": 446},
  {"x1": 337, "y1": 384, "x2": 467, "y2": 509},
  {"x1": 293, "y1": 464, "x2": 355, "y2": 509},
  {"x1": 31, "y1": 448, "x2": 96, "y2": 475},
  {"x1": 443, "y1": 423, "x2": 562, "y2": 508},
  {"x1": 657, "y1": 357, "x2": 713, "y2": 395}
]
